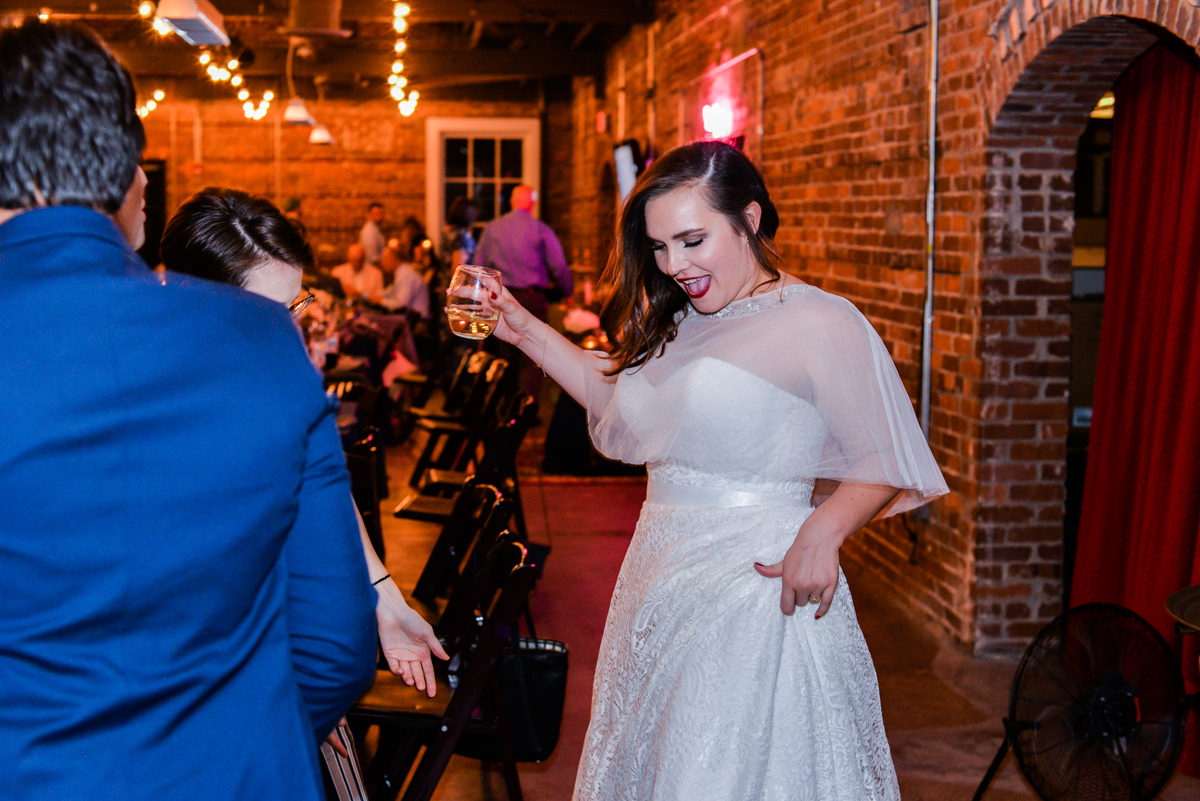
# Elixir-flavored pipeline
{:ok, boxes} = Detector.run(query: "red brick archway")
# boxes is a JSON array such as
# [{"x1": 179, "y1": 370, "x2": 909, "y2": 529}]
[{"x1": 974, "y1": 13, "x2": 1182, "y2": 652}]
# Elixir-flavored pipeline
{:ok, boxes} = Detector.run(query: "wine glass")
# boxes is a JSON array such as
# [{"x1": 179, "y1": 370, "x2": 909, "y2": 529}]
[{"x1": 445, "y1": 264, "x2": 501, "y2": 340}]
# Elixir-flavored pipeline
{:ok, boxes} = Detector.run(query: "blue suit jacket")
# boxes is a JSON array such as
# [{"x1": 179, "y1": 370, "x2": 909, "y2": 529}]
[{"x1": 0, "y1": 208, "x2": 377, "y2": 799}]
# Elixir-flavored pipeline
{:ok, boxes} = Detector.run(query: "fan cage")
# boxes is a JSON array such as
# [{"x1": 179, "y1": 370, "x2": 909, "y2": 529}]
[{"x1": 1007, "y1": 603, "x2": 1186, "y2": 801}]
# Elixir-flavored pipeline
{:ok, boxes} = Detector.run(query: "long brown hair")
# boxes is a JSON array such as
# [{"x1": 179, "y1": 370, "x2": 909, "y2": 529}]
[{"x1": 599, "y1": 140, "x2": 781, "y2": 374}]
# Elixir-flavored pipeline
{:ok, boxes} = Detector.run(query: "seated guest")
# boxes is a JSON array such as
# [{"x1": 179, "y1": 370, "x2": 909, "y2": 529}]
[
  {"x1": 332, "y1": 243, "x2": 385, "y2": 304},
  {"x1": 379, "y1": 243, "x2": 431, "y2": 319},
  {"x1": 0, "y1": 20, "x2": 376, "y2": 801}
]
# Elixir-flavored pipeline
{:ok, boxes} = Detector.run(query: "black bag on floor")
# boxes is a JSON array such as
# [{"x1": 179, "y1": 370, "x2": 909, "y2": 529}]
[{"x1": 455, "y1": 637, "x2": 568, "y2": 763}]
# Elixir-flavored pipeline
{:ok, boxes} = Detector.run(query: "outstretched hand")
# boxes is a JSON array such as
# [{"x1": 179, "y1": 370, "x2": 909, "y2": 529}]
[{"x1": 375, "y1": 581, "x2": 449, "y2": 696}]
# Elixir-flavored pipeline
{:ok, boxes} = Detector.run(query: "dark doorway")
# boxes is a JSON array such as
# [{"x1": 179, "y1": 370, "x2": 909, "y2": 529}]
[
  {"x1": 136, "y1": 159, "x2": 167, "y2": 268},
  {"x1": 1064, "y1": 110, "x2": 1112, "y2": 606}
]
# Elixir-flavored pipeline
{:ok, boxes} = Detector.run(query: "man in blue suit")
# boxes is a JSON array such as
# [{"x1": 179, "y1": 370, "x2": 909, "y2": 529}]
[{"x1": 0, "y1": 21, "x2": 377, "y2": 799}]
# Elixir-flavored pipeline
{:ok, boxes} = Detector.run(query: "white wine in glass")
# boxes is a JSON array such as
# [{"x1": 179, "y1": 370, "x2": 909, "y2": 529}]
[{"x1": 446, "y1": 265, "x2": 501, "y2": 340}]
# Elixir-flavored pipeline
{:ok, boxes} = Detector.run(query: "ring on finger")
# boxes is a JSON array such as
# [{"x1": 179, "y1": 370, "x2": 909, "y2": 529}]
[{"x1": 808, "y1": 594, "x2": 822, "y2": 604}]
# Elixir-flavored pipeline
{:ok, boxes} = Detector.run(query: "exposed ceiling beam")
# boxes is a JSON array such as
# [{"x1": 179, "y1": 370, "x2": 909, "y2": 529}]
[
  {"x1": 0, "y1": 0, "x2": 653, "y2": 25},
  {"x1": 111, "y1": 42, "x2": 603, "y2": 82},
  {"x1": 572, "y1": 22, "x2": 594, "y2": 50}
]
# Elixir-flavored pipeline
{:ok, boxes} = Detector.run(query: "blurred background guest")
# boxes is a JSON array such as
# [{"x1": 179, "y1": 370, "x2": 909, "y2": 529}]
[
  {"x1": 380, "y1": 242, "x2": 431, "y2": 320},
  {"x1": 333, "y1": 243, "x2": 384, "y2": 304},
  {"x1": 359, "y1": 201, "x2": 386, "y2": 265},
  {"x1": 474, "y1": 184, "x2": 573, "y2": 398},
  {"x1": 440, "y1": 196, "x2": 480, "y2": 269}
]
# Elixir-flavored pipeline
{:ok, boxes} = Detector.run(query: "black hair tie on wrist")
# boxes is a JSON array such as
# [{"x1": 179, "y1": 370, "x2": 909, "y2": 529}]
[{"x1": 371, "y1": 573, "x2": 391, "y2": 586}]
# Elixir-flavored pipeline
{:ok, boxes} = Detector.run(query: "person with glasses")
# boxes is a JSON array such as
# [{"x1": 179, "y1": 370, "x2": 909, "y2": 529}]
[{"x1": 160, "y1": 189, "x2": 447, "y2": 789}]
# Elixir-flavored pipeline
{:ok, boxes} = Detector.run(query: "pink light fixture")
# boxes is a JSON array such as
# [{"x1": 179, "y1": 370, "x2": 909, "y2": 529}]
[{"x1": 702, "y1": 102, "x2": 734, "y2": 139}]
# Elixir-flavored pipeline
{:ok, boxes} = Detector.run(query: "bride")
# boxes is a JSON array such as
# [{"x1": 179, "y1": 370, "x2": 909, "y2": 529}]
[{"x1": 470, "y1": 140, "x2": 948, "y2": 800}]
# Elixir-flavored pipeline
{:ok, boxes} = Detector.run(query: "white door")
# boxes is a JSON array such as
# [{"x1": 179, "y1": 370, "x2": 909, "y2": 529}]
[{"x1": 425, "y1": 117, "x2": 541, "y2": 256}]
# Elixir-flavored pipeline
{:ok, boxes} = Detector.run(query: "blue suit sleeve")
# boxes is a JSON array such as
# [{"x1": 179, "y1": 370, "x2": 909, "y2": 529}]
[{"x1": 285, "y1": 402, "x2": 377, "y2": 742}]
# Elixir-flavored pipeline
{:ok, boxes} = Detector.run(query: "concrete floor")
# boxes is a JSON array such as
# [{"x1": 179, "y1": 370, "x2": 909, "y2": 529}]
[{"x1": 374, "y1": 426, "x2": 1200, "y2": 801}]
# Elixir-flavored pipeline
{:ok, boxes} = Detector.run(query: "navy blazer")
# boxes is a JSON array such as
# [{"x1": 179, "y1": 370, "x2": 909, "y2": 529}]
[{"x1": 0, "y1": 208, "x2": 377, "y2": 800}]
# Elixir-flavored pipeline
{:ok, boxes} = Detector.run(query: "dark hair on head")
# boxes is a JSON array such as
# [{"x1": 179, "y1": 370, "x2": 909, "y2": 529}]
[
  {"x1": 599, "y1": 139, "x2": 781, "y2": 373},
  {"x1": 446, "y1": 197, "x2": 480, "y2": 229},
  {"x1": 0, "y1": 20, "x2": 145, "y2": 214},
  {"x1": 368, "y1": 201, "x2": 383, "y2": 211},
  {"x1": 160, "y1": 187, "x2": 314, "y2": 288}
]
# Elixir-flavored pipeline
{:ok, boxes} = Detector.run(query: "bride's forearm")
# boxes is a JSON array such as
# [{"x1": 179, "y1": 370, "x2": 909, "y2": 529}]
[
  {"x1": 513, "y1": 318, "x2": 606, "y2": 407},
  {"x1": 799, "y1": 482, "x2": 901, "y2": 545}
]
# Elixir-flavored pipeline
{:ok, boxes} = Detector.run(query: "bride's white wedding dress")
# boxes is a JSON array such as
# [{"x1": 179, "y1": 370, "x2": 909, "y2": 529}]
[{"x1": 574, "y1": 284, "x2": 948, "y2": 800}]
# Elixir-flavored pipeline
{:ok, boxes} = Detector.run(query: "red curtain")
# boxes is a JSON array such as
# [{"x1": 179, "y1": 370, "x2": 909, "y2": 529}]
[{"x1": 1071, "y1": 42, "x2": 1200, "y2": 775}]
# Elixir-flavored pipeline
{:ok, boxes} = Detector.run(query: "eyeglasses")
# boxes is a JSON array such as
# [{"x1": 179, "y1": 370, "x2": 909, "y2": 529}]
[{"x1": 289, "y1": 286, "x2": 315, "y2": 318}]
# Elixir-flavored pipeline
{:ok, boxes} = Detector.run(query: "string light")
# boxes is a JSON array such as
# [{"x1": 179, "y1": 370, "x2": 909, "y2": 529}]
[
  {"x1": 238, "y1": 89, "x2": 250, "y2": 100},
  {"x1": 137, "y1": 1, "x2": 154, "y2": 17},
  {"x1": 199, "y1": 52, "x2": 212, "y2": 65},
  {"x1": 227, "y1": 58, "x2": 238, "y2": 70},
  {"x1": 152, "y1": 17, "x2": 171, "y2": 35},
  {"x1": 153, "y1": 89, "x2": 165, "y2": 101},
  {"x1": 231, "y1": 74, "x2": 243, "y2": 87},
  {"x1": 391, "y1": 1, "x2": 415, "y2": 115},
  {"x1": 263, "y1": 90, "x2": 274, "y2": 101},
  {"x1": 37, "y1": 8, "x2": 50, "y2": 22}
]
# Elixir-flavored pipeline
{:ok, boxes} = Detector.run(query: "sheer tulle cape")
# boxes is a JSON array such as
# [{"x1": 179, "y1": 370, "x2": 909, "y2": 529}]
[{"x1": 584, "y1": 284, "x2": 948, "y2": 515}]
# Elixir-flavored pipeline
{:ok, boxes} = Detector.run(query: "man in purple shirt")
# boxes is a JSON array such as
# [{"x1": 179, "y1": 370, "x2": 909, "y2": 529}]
[{"x1": 474, "y1": 185, "x2": 574, "y2": 397}]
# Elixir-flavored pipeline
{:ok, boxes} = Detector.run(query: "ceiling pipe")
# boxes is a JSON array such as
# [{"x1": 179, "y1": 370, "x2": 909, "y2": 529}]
[
  {"x1": 279, "y1": 0, "x2": 350, "y2": 38},
  {"x1": 920, "y1": 0, "x2": 938, "y2": 443}
]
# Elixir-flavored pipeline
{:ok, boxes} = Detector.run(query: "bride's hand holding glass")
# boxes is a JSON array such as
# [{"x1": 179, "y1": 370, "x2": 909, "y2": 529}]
[{"x1": 445, "y1": 268, "x2": 541, "y2": 347}]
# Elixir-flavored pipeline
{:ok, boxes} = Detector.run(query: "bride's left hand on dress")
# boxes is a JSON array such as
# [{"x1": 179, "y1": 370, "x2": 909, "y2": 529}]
[{"x1": 754, "y1": 481, "x2": 901, "y2": 618}]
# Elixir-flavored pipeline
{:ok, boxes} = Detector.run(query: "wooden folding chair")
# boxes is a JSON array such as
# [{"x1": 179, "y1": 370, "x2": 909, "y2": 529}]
[
  {"x1": 350, "y1": 542, "x2": 536, "y2": 801},
  {"x1": 409, "y1": 479, "x2": 512, "y2": 606},
  {"x1": 424, "y1": 396, "x2": 536, "y2": 526},
  {"x1": 404, "y1": 358, "x2": 513, "y2": 488}
]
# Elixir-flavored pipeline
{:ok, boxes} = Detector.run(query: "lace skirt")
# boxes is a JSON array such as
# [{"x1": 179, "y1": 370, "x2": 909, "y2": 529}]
[{"x1": 573, "y1": 501, "x2": 900, "y2": 801}]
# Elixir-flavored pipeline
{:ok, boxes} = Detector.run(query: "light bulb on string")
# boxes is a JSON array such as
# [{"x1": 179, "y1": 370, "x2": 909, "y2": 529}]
[
  {"x1": 394, "y1": 40, "x2": 406, "y2": 54},
  {"x1": 227, "y1": 59, "x2": 238, "y2": 70},
  {"x1": 37, "y1": 8, "x2": 50, "y2": 21},
  {"x1": 138, "y1": 1, "x2": 154, "y2": 17},
  {"x1": 263, "y1": 90, "x2": 274, "y2": 101},
  {"x1": 390, "y1": 85, "x2": 404, "y2": 100},
  {"x1": 238, "y1": 89, "x2": 249, "y2": 100},
  {"x1": 394, "y1": 3, "x2": 410, "y2": 16},
  {"x1": 231, "y1": 74, "x2": 243, "y2": 86},
  {"x1": 153, "y1": 89, "x2": 165, "y2": 101},
  {"x1": 152, "y1": 17, "x2": 171, "y2": 35},
  {"x1": 388, "y1": 75, "x2": 399, "y2": 85},
  {"x1": 145, "y1": 99, "x2": 156, "y2": 111},
  {"x1": 408, "y1": 90, "x2": 418, "y2": 100},
  {"x1": 392, "y1": 60, "x2": 404, "y2": 73},
  {"x1": 199, "y1": 52, "x2": 211, "y2": 65},
  {"x1": 393, "y1": 17, "x2": 407, "y2": 33}
]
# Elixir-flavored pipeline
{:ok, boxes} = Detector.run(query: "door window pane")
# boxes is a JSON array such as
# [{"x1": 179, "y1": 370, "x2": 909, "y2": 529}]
[
  {"x1": 445, "y1": 138, "x2": 468, "y2": 178},
  {"x1": 444, "y1": 182, "x2": 468, "y2": 217},
  {"x1": 500, "y1": 139, "x2": 523, "y2": 179},
  {"x1": 473, "y1": 138, "x2": 496, "y2": 178},
  {"x1": 499, "y1": 182, "x2": 520, "y2": 216},
  {"x1": 476, "y1": 183, "x2": 497, "y2": 222}
]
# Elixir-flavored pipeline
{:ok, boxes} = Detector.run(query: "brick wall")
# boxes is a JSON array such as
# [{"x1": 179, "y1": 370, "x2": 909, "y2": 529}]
[
  {"x1": 139, "y1": 92, "x2": 574, "y2": 268},
  {"x1": 566, "y1": 0, "x2": 1200, "y2": 652}
]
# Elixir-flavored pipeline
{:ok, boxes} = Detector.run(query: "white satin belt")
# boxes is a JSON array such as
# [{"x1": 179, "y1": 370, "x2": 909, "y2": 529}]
[{"x1": 646, "y1": 480, "x2": 810, "y2": 509}]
